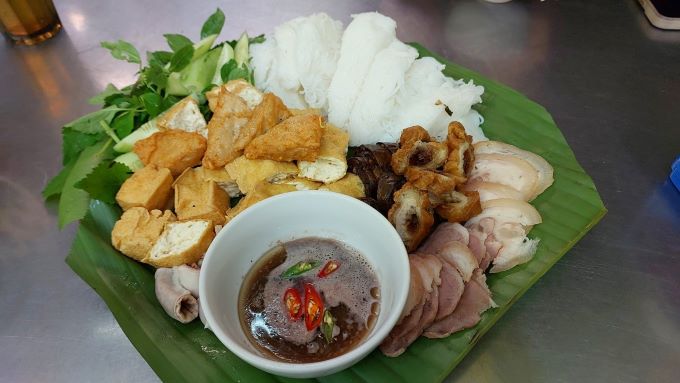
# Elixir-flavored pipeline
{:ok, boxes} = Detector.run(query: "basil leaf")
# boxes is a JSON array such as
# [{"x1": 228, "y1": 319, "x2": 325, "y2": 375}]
[
  {"x1": 220, "y1": 60, "x2": 238, "y2": 83},
  {"x1": 89, "y1": 84, "x2": 120, "y2": 105},
  {"x1": 64, "y1": 107, "x2": 118, "y2": 134},
  {"x1": 139, "y1": 93, "x2": 163, "y2": 118},
  {"x1": 201, "y1": 8, "x2": 225, "y2": 39},
  {"x1": 280, "y1": 261, "x2": 320, "y2": 279},
  {"x1": 101, "y1": 40, "x2": 141, "y2": 64},
  {"x1": 164, "y1": 34, "x2": 193, "y2": 52},
  {"x1": 42, "y1": 158, "x2": 76, "y2": 200},
  {"x1": 147, "y1": 50, "x2": 173, "y2": 67},
  {"x1": 143, "y1": 65, "x2": 168, "y2": 89},
  {"x1": 62, "y1": 128, "x2": 103, "y2": 165},
  {"x1": 169, "y1": 44, "x2": 194, "y2": 72},
  {"x1": 111, "y1": 111, "x2": 135, "y2": 139},
  {"x1": 58, "y1": 140, "x2": 114, "y2": 228},
  {"x1": 227, "y1": 65, "x2": 249, "y2": 81},
  {"x1": 75, "y1": 161, "x2": 132, "y2": 204}
]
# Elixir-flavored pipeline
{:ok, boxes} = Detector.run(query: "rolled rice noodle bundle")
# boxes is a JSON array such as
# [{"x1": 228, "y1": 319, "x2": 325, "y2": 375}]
[{"x1": 327, "y1": 12, "x2": 397, "y2": 130}]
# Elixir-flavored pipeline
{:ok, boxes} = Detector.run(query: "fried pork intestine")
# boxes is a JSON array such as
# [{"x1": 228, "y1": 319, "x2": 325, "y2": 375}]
[
  {"x1": 391, "y1": 126, "x2": 449, "y2": 175},
  {"x1": 443, "y1": 121, "x2": 474, "y2": 183},
  {"x1": 387, "y1": 183, "x2": 434, "y2": 251}
]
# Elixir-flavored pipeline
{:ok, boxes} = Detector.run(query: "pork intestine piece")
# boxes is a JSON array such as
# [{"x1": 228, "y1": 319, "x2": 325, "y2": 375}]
[{"x1": 155, "y1": 267, "x2": 199, "y2": 323}]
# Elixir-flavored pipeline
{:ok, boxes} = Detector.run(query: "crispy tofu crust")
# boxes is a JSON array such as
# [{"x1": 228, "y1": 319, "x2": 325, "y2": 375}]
[
  {"x1": 144, "y1": 219, "x2": 215, "y2": 268},
  {"x1": 318, "y1": 173, "x2": 366, "y2": 198},
  {"x1": 193, "y1": 166, "x2": 241, "y2": 197},
  {"x1": 224, "y1": 155, "x2": 298, "y2": 195},
  {"x1": 173, "y1": 168, "x2": 229, "y2": 225},
  {"x1": 134, "y1": 131, "x2": 206, "y2": 176},
  {"x1": 244, "y1": 114, "x2": 322, "y2": 162},
  {"x1": 111, "y1": 208, "x2": 176, "y2": 262},
  {"x1": 270, "y1": 174, "x2": 322, "y2": 190},
  {"x1": 156, "y1": 97, "x2": 207, "y2": 137},
  {"x1": 290, "y1": 108, "x2": 322, "y2": 116},
  {"x1": 298, "y1": 123, "x2": 349, "y2": 184},
  {"x1": 388, "y1": 183, "x2": 434, "y2": 252},
  {"x1": 224, "y1": 181, "x2": 297, "y2": 224},
  {"x1": 233, "y1": 92, "x2": 291, "y2": 152},
  {"x1": 404, "y1": 167, "x2": 457, "y2": 196},
  {"x1": 203, "y1": 90, "x2": 252, "y2": 169},
  {"x1": 115, "y1": 165, "x2": 174, "y2": 210}
]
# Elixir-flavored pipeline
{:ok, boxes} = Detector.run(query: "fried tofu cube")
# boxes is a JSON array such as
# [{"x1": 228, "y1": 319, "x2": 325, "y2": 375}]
[
  {"x1": 244, "y1": 114, "x2": 322, "y2": 162},
  {"x1": 111, "y1": 208, "x2": 176, "y2": 262},
  {"x1": 318, "y1": 173, "x2": 366, "y2": 198},
  {"x1": 206, "y1": 80, "x2": 264, "y2": 111},
  {"x1": 224, "y1": 181, "x2": 297, "y2": 224},
  {"x1": 156, "y1": 96, "x2": 207, "y2": 137},
  {"x1": 116, "y1": 165, "x2": 173, "y2": 211},
  {"x1": 233, "y1": 92, "x2": 291, "y2": 152},
  {"x1": 224, "y1": 155, "x2": 298, "y2": 195},
  {"x1": 134, "y1": 130, "x2": 206, "y2": 176},
  {"x1": 298, "y1": 123, "x2": 349, "y2": 184},
  {"x1": 174, "y1": 168, "x2": 230, "y2": 225},
  {"x1": 203, "y1": 90, "x2": 251, "y2": 169},
  {"x1": 193, "y1": 166, "x2": 241, "y2": 197},
  {"x1": 145, "y1": 219, "x2": 215, "y2": 268}
]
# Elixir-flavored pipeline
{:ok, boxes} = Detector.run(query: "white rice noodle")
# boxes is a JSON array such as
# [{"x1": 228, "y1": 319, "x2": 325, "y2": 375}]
[
  {"x1": 250, "y1": 38, "x2": 276, "y2": 89},
  {"x1": 347, "y1": 40, "x2": 418, "y2": 145},
  {"x1": 327, "y1": 12, "x2": 397, "y2": 130}
]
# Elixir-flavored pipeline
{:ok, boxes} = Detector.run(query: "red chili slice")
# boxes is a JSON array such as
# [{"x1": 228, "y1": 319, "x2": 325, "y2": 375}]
[
  {"x1": 318, "y1": 260, "x2": 340, "y2": 278},
  {"x1": 304, "y1": 283, "x2": 324, "y2": 331},
  {"x1": 283, "y1": 288, "x2": 302, "y2": 320}
]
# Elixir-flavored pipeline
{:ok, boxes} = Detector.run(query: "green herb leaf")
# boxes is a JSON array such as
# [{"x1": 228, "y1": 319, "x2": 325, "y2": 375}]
[
  {"x1": 89, "y1": 84, "x2": 120, "y2": 105},
  {"x1": 321, "y1": 310, "x2": 335, "y2": 343},
  {"x1": 147, "y1": 50, "x2": 173, "y2": 67},
  {"x1": 164, "y1": 34, "x2": 193, "y2": 52},
  {"x1": 142, "y1": 65, "x2": 169, "y2": 89},
  {"x1": 58, "y1": 140, "x2": 114, "y2": 228},
  {"x1": 200, "y1": 8, "x2": 225, "y2": 39},
  {"x1": 227, "y1": 65, "x2": 249, "y2": 82},
  {"x1": 169, "y1": 44, "x2": 195, "y2": 72},
  {"x1": 249, "y1": 34, "x2": 265, "y2": 45},
  {"x1": 139, "y1": 93, "x2": 163, "y2": 119},
  {"x1": 101, "y1": 40, "x2": 141, "y2": 64},
  {"x1": 62, "y1": 128, "x2": 104, "y2": 165},
  {"x1": 75, "y1": 161, "x2": 132, "y2": 204},
  {"x1": 280, "y1": 261, "x2": 320, "y2": 279},
  {"x1": 42, "y1": 158, "x2": 76, "y2": 200},
  {"x1": 111, "y1": 111, "x2": 135, "y2": 139},
  {"x1": 219, "y1": 60, "x2": 237, "y2": 83},
  {"x1": 64, "y1": 107, "x2": 118, "y2": 134}
]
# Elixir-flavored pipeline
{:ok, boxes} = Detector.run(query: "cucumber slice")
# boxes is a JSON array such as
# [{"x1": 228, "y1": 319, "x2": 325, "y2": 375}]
[
  {"x1": 167, "y1": 47, "x2": 222, "y2": 96},
  {"x1": 193, "y1": 34, "x2": 218, "y2": 61},
  {"x1": 211, "y1": 43, "x2": 234, "y2": 85},
  {"x1": 234, "y1": 32, "x2": 249, "y2": 67},
  {"x1": 113, "y1": 119, "x2": 159, "y2": 153},
  {"x1": 114, "y1": 152, "x2": 144, "y2": 171}
]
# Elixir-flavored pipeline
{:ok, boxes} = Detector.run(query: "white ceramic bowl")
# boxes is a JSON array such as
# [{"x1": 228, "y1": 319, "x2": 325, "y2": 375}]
[{"x1": 200, "y1": 191, "x2": 409, "y2": 379}]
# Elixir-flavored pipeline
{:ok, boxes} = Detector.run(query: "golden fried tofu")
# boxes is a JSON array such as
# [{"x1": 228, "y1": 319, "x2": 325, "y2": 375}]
[
  {"x1": 244, "y1": 114, "x2": 322, "y2": 162},
  {"x1": 111, "y1": 208, "x2": 176, "y2": 262},
  {"x1": 318, "y1": 173, "x2": 365, "y2": 198},
  {"x1": 224, "y1": 181, "x2": 297, "y2": 224},
  {"x1": 173, "y1": 168, "x2": 230, "y2": 225},
  {"x1": 134, "y1": 131, "x2": 206, "y2": 176},
  {"x1": 145, "y1": 219, "x2": 214, "y2": 268},
  {"x1": 156, "y1": 96, "x2": 207, "y2": 137},
  {"x1": 298, "y1": 123, "x2": 349, "y2": 184},
  {"x1": 233, "y1": 93, "x2": 291, "y2": 152},
  {"x1": 270, "y1": 174, "x2": 322, "y2": 190},
  {"x1": 290, "y1": 108, "x2": 322, "y2": 116},
  {"x1": 404, "y1": 167, "x2": 457, "y2": 196},
  {"x1": 206, "y1": 80, "x2": 264, "y2": 111},
  {"x1": 203, "y1": 90, "x2": 251, "y2": 169},
  {"x1": 193, "y1": 166, "x2": 241, "y2": 197},
  {"x1": 116, "y1": 165, "x2": 174, "y2": 211},
  {"x1": 224, "y1": 155, "x2": 298, "y2": 195}
]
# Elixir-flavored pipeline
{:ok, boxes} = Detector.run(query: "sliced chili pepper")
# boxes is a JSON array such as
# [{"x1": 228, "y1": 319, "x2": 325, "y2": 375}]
[
  {"x1": 283, "y1": 288, "x2": 302, "y2": 320},
  {"x1": 317, "y1": 260, "x2": 340, "y2": 278},
  {"x1": 280, "y1": 261, "x2": 319, "y2": 279},
  {"x1": 304, "y1": 283, "x2": 324, "y2": 331},
  {"x1": 321, "y1": 309, "x2": 335, "y2": 343}
]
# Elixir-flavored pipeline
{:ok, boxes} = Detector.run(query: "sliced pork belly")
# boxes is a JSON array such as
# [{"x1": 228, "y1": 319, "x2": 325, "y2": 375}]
[
  {"x1": 466, "y1": 217, "x2": 496, "y2": 270},
  {"x1": 423, "y1": 269, "x2": 496, "y2": 339},
  {"x1": 434, "y1": 261, "x2": 464, "y2": 321},
  {"x1": 380, "y1": 298, "x2": 425, "y2": 357},
  {"x1": 420, "y1": 222, "x2": 469, "y2": 250}
]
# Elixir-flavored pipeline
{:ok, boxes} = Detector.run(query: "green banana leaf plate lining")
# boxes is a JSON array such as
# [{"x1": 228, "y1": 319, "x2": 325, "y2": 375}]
[{"x1": 66, "y1": 43, "x2": 607, "y2": 383}]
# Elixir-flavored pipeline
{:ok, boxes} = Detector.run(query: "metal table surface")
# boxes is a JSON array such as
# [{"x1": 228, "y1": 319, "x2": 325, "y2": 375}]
[{"x1": 1, "y1": 0, "x2": 679, "y2": 382}]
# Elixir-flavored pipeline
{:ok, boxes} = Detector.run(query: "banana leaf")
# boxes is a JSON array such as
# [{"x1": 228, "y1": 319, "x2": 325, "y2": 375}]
[{"x1": 65, "y1": 43, "x2": 606, "y2": 383}]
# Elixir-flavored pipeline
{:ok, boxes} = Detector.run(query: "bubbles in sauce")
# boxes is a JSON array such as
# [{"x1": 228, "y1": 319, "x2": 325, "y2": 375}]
[{"x1": 238, "y1": 237, "x2": 380, "y2": 363}]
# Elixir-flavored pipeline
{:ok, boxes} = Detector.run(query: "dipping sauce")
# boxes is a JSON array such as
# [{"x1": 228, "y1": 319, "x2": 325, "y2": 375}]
[{"x1": 239, "y1": 237, "x2": 380, "y2": 363}]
